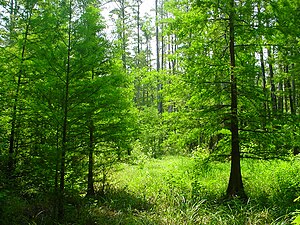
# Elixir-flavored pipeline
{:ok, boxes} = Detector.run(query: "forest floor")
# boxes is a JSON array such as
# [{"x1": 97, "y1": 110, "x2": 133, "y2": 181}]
[
  {"x1": 92, "y1": 154, "x2": 300, "y2": 225},
  {"x1": 1, "y1": 154, "x2": 300, "y2": 224}
]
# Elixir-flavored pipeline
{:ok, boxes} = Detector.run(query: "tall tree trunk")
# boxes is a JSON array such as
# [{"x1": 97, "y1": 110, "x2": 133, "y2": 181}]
[
  {"x1": 8, "y1": 6, "x2": 31, "y2": 178},
  {"x1": 121, "y1": 0, "x2": 127, "y2": 70},
  {"x1": 9, "y1": 0, "x2": 16, "y2": 41},
  {"x1": 136, "y1": 0, "x2": 141, "y2": 66},
  {"x1": 86, "y1": 120, "x2": 95, "y2": 196},
  {"x1": 58, "y1": 0, "x2": 72, "y2": 220},
  {"x1": 155, "y1": 0, "x2": 160, "y2": 71},
  {"x1": 54, "y1": 125, "x2": 60, "y2": 220},
  {"x1": 87, "y1": 68, "x2": 96, "y2": 196},
  {"x1": 259, "y1": 49, "x2": 267, "y2": 128},
  {"x1": 284, "y1": 81, "x2": 288, "y2": 113},
  {"x1": 267, "y1": 48, "x2": 277, "y2": 113},
  {"x1": 156, "y1": 0, "x2": 163, "y2": 114},
  {"x1": 8, "y1": 0, "x2": 17, "y2": 176},
  {"x1": 226, "y1": 0, "x2": 246, "y2": 199},
  {"x1": 291, "y1": 71, "x2": 296, "y2": 114},
  {"x1": 278, "y1": 81, "x2": 284, "y2": 113},
  {"x1": 284, "y1": 66, "x2": 295, "y2": 114},
  {"x1": 146, "y1": 35, "x2": 151, "y2": 67}
]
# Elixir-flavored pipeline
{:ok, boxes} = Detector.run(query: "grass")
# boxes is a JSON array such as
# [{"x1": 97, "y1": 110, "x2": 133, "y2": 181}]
[
  {"x1": 96, "y1": 154, "x2": 300, "y2": 225},
  {"x1": 1, "y1": 154, "x2": 300, "y2": 224}
]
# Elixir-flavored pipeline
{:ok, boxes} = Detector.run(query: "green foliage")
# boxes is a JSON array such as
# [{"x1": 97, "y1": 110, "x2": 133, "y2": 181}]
[
  {"x1": 0, "y1": 0, "x2": 136, "y2": 221},
  {"x1": 1, "y1": 0, "x2": 300, "y2": 223},
  {"x1": 293, "y1": 196, "x2": 300, "y2": 225}
]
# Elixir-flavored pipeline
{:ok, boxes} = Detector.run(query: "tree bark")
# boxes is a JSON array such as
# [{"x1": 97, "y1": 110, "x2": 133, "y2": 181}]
[{"x1": 226, "y1": 0, "x2": 246, "y2": 199}]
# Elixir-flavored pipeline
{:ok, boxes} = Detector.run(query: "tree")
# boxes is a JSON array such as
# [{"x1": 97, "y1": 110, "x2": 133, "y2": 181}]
[
  {"x1": 226, "y1": 0, "x2": 245, "y2": 198},
  {"x1": 110, "y1": 0, "x2": 134, "y2": 70},
  {"x1": 0, "y1": 0, "x2": 38, "y2": 179},
  {"x1": 29, "y1": 0, "x2": 136, "y2": 219}
]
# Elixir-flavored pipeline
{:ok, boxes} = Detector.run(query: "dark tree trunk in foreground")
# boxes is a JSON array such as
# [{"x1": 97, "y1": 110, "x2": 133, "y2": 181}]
[{"x1": 226, "y1": 0, "x2": 246, "y2": 199}]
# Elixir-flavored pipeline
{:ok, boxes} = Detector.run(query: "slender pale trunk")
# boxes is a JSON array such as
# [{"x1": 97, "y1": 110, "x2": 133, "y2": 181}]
[
  {"x1": 267, "y1": 48, "x2": 277, "y2": 113},
  {"x1": 155, "y1": 0, "x2": 160, "y2": 71},
  {"x1": 137, "y1": 0, "x2": 140, "y2": 59},
  {"x1": 146, "y1": 35, "x2": 151, "y2": 66},
  {"x1": 155, "y1": 0, "x2": 163, "y2": 114},
  {"x1": 121, "y1": 0, "x2": 126, "y2": 70},
  {"x1": 226, "y1": 0, "x2": 246, "y2": 199}
]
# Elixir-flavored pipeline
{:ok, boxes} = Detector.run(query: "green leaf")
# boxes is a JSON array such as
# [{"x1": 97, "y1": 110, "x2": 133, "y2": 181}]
[{"x1": 292, "y1": 215, "x2": 300, "y2": 225}]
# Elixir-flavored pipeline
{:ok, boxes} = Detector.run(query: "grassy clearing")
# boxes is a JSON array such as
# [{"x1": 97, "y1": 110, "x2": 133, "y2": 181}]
[
  {"x1": 96, "y1": 155, "x2": 300, "y2": 225},
  {"x1": 1, "y1": 155, "x2": 300, "y2": 224}
]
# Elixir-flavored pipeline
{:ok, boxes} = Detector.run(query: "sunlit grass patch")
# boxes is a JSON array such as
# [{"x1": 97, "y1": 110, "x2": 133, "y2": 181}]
[{"x1": 105, "y1": 155, "x2": 300, "y2": 224}]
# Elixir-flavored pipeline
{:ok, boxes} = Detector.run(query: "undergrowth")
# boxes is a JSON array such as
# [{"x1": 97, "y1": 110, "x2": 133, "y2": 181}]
[
  {"x1": 1, "y1": 154, "x2": 300, "y2": 224},
  {"x1": 104, "y1": 154, "x2": 300, "y2": 225}
]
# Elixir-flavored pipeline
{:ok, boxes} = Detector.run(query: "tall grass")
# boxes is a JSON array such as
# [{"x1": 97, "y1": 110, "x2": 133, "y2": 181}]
[
  {"x1": 100, "y1": 154, "x2": 300, "y2": 225},
  {"x1": 1, "y1": 154, "x2": 300, "y2": 224}
]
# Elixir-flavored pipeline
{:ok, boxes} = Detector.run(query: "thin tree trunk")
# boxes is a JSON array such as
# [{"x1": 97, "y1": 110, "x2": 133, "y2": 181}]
[
  {"x1": 291, "y1": 73, "x2": 296, "y2": 113},
  {"x1": 226, "y1": 0, "x2": 246, "y2": 199},
  {"x1": 267, "y1": 48, "x2": 277, "y2": 113},
  {"x1": 121, "y1": 0, "x2": 126, "y2": 70},
  {"x1": 155, "y1": 0, "x2": 160, "y2": 71},
  {"x1": 54, "y1": 125, "x2": 60, "y2": 220},
  {"x1": 87, "y1": 67, "x2": 96, "y2": 195},
  {"x1": 8, "y1": 7, "x2": 31, "y2": 178},
  {"x1": 9, "y1": 0, "x2": 16, "y2": 40},
  {"x1": 278, "y1": 81, "x2": 284, "y2": 113},
  {"x1": 137, "y1": 0, "x2": 140, "y2": 65},
  {"x1": 58, "y1": 1, "x2": 72, "y2": 220},
  {"x1": 86, "y1": 120, "x2": 95, "y2": 196},
  {"x1": 257, "y1": 2, "x2": 268, "y2": 123},
  {"x1": 284, "y1": 66, "x2": 295, "y2": 114},
  {"x1": 155, "y1": 0, "x2": 163, "y2": 114},
  {"x1": 284, "y1": 83, "x2": 288, "y2": 113},
  {"x1": 146, "y1": 36, "x2": 150, "y2": 67},
  {"x1": 259, "y1": 49, "x2": 267, "y2": 127}
]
